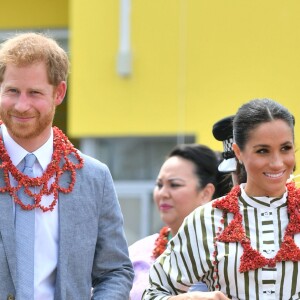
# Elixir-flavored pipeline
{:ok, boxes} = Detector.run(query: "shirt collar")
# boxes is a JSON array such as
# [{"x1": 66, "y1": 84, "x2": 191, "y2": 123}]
[
  {"x1": 1, "y1": 124, "x2": 53, "y2": 170},
  {"x1": 240, "y1": 183, "x2": 287, "y2": 209}
]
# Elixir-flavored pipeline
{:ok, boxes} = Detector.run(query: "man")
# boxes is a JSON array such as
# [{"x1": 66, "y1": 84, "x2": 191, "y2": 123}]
[{"x1": 0, "y1": 32, "x2": 133, "y2": 300}]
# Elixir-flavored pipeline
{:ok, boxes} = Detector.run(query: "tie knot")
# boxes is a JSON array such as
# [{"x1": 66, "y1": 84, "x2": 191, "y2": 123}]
[{"x1": 24, "y1": 153, "x2": 36, "y2": 169}]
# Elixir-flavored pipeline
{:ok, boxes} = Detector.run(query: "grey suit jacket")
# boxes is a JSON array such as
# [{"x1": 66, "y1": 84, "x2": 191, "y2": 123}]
[{"x1": 0, "y1": 152, "x2": 134, "y2": 300}]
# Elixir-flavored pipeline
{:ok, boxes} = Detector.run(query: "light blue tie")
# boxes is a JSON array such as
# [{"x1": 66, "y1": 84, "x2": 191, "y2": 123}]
[{"x1": 16, "y1": 153, "x2": 36, "y2": 299}]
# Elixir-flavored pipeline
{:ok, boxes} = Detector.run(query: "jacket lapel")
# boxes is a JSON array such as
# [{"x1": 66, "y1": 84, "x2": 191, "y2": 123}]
[
  {"x1": 0, "y1": 171, "x2": 17, "y2": 288},
  {"x1": 54, "y1": 174, "x2": 78, "y2": 300}
]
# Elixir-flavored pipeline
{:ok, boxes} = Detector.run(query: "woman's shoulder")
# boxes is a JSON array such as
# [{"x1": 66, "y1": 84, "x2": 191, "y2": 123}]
[
  {"x1": 193, "y1": 197, "x2": 224, "y2": 213},
  {"x1": 129, "y1": 233, "x2": 159, "y2": 260},
  {"x1": 183, "y1": 197, "x2": 226, "y2": 225}
]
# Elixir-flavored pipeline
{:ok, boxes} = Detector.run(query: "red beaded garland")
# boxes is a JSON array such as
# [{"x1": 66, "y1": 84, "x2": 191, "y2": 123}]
[
  {"x1": 152, "y1": 226, "x2": 171, "y2": 259},
  {"x1": 0, "y1": 125, "x2": 84, "y2": 212},
  {"x1": 212, "y1": 182, "x2": 300, "y2": 273}
]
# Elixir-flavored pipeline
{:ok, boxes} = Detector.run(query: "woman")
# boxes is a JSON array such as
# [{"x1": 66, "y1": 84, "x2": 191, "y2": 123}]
[
  {"x1": 143, "y1": 98, "x2": 299, "y2": 300},
  {"x1": 129, "y1": 144, "x2": 227, "y2": 300}
]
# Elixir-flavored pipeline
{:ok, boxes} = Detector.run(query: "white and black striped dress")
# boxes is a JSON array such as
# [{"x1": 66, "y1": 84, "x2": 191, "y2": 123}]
[{"x1": 143, "y1": 184, "x2": 300, "y2": 300}]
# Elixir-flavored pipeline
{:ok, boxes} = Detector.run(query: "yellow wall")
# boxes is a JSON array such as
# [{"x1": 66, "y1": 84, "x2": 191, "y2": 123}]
[
  {"x1": 69, "y1": 0, "x2": 300, "y2": 155},
  {"x1": 0, "y1": 0, "x2": 68, "y2": 29},
  {"x1": 1, "y1": 0, "x2": 300, "y2": 157}
]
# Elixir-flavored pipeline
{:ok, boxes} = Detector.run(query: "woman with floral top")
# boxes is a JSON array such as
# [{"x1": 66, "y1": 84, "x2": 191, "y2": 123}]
[
  {"x1": 129, "y1": 144, "x2": 229, "y2": 300},
  {"x1": 143, "y1": 98, "x2": 300, "y2": 300}
]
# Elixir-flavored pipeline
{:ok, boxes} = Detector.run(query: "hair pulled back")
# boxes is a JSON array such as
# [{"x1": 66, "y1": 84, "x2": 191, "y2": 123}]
[
  {"x1": 233, "y1": 98, "x2": 295, "y2": 181},
  {"x1": 168, "y1": 144, "x2": 220, "y2": 197},
  {"x1": 233, "y1": 98, "x2": 294, "y2": 151}
]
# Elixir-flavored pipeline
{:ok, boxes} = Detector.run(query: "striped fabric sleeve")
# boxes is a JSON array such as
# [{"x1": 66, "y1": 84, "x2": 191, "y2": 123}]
[{"x1": 142, "y1": 202, "x2": 219, "y2": 299}]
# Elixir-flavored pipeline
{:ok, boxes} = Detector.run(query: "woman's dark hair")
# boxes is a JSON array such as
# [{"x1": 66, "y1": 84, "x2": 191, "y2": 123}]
[
  {"x1": 233, "y1": 98, "x2": 295, "y2": 179},
  {"x1": 233, "y1": 98, "x2": 294, "y2": 150},
  {"x1": 168, "y1": 144, "x2": 221, "y2": 198}
]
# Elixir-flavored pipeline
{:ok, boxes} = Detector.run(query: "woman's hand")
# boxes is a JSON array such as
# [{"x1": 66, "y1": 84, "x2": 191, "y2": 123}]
[{"x1": 169, "y1": 291, "x2": 230, "y2": 300}]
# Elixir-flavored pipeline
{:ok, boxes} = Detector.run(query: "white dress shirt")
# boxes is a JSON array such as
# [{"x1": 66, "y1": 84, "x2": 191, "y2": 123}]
[{"x1": 2, "y1": 124, "x2": 58, "y2": 300}]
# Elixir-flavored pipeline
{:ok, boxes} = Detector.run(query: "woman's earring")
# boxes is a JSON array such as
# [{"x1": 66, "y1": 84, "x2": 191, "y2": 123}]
[{"x1": 239, "y1": 160, "x2": 243, "y2": 165}]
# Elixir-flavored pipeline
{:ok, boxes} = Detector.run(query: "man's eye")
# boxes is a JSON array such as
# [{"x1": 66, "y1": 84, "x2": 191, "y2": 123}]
[{"x1": 282, "y1": 145, "x2": 293, "y2": 152}]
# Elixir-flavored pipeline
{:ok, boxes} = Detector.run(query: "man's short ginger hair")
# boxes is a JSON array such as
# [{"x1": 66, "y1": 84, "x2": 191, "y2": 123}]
[{"x1": 0, "y1": 32, "x2": 69, "y2": 86}]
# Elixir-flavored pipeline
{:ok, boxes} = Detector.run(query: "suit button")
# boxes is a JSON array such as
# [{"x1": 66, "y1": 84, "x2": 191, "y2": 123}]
[{"x1": 7, "y1": 294, "x2": 15, "y2": 300}]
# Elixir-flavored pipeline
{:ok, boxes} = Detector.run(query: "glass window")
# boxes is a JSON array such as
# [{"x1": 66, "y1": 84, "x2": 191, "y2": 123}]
[
  {"x1": 80, "y1": 135, "x2": 196, "y2": 243},
  {"x1": 81, "y1": 135, "x2": 195, "y2": 180}
]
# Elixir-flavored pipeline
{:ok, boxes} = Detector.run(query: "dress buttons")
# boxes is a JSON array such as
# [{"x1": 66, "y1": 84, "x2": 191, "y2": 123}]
[
  {"x1": 264, "y1": 211, "x2": 270, "y2": 217},
  {"x1": 7, "y1": 294, "x2": 15, "y2": 300},
  {"x1": 266, "y1": 290, "x2": 272, "y2": 295}
]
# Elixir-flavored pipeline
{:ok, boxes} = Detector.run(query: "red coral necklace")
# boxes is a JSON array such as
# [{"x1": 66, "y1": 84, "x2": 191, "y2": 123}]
[
  {"x1": 213, "y1": 182, "x2": 300, "y2": 272},
  {"x1": 0, "y1": 125, "x2": 84, "y2": 212},
  {"x1": 153, "y1": 226, "x2": 171, "y2": 259}
]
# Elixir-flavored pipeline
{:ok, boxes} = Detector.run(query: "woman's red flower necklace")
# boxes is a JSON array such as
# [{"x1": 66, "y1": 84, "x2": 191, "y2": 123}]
[
  {"x1": 0, "y1": 125, "x2": 84, "y2": 212},
  {"x1": 153, "y1": 226, "x2": 171, "y2": 259},
  {"x1": 212, "y1": 182, "x2": 300, "y2": 273}
]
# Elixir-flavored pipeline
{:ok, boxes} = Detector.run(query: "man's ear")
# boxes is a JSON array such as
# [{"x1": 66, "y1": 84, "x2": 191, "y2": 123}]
[{"x1": 54, "y1": 81, "x2": 67, "y2": 105}]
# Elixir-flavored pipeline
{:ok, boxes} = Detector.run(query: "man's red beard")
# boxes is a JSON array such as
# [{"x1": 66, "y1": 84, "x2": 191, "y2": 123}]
[{"x1": 0, "y1": 106, "x2": 56, "y2": 139}]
